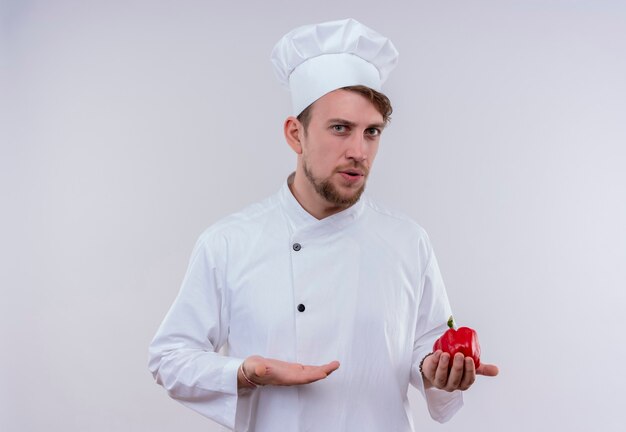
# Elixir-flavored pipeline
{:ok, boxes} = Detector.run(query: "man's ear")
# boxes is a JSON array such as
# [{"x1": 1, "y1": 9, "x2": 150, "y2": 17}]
[{"x1": 284, "y1": 116, "x2": 303, "y2": 155}]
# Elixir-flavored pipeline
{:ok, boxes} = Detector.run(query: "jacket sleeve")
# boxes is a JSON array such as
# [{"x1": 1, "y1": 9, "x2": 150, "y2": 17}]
[
  {"x1": 148, "y1": 234, "x2": 243, "y2": 430},
  {"x1": 409, "y1": 241, "x2": 464, "y2": 423}
]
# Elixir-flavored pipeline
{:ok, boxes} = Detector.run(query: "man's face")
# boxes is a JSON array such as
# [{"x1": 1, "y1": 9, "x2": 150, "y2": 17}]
[{"x1": 298, "y1": 89, "x2": 385, "y2": 207}]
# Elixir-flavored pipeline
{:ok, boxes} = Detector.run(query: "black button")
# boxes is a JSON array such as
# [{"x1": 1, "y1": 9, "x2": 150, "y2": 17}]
[
  {"x1": 297, "y1": 304, "x2": 305, "y2": 312},
  {"x1": 292, "y1": 243, "x2": 301, "y2": 251}
]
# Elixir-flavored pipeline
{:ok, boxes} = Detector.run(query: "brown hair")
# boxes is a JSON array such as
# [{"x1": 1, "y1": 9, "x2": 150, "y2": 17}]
[{"x1": 296, "y1": 85, "x2": 393, "y2": 132}]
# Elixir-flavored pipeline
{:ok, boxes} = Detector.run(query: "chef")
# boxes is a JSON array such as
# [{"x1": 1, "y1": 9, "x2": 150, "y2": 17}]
[{"x1": 148, "y1": 18, "x2": 498, "y2": 432}]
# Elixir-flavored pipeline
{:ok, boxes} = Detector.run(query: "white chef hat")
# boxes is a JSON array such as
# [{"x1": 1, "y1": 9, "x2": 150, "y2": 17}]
[{"x1": 271, "y1": 18, "x2": 399, "y2": 115}]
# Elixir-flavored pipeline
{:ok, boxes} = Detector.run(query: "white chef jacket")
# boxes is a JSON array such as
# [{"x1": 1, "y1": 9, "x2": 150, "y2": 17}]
[{"x1": 148, "y1": 176, "x2": 463, "y2": 431}]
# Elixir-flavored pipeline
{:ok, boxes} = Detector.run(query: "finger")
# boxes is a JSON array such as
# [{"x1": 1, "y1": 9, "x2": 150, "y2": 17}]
[
  {"x1": 321, "y1": 361, "x2": 340, "y2": 375},
  {"x1": 433, "y1": 352, "x2": 451, "y2": 388},
  {"x1": 423, "y1": 351, "x2": 441, "y2": 375},
  {"x1": 476, "y1": 363, "x2": 499, "y2": 377},
  {"x1": 459, "y1": 357, "x2": 476, "y2": 391},
  {"x1": 280, "y1": 361, "x2": 338, "y2": 385},
  {"x1": 444, "y1": 353, "x2": 465, "y2": 391},
  {"x1": 300, "y1": 365, "x2": 334, "y2": 383},
  {"x1": 421, "y1": 351, "x2": 441, "y2": 385}
]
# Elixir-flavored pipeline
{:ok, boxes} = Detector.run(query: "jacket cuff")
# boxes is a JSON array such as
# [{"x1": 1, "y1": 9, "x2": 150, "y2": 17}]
[{"x1": 424, "y1": 387, "x2": 463, "y2": 423}]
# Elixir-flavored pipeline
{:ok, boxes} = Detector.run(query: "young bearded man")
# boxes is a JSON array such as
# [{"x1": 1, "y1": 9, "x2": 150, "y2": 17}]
[{"x1": 149, "y1": 18, "x2": 498, "y2": 432}]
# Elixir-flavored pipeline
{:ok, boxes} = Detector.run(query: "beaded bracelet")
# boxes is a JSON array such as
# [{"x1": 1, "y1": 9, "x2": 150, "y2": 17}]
[{"x1": 419, "y1": 352, "x2": 433, "y2": 377}]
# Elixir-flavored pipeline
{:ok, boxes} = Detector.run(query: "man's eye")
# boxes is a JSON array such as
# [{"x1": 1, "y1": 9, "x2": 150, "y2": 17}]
[
  {"x1": 366, "y1": 128, "x2": 381, "y2": 137},
  {"x1": 332, "y1": 125, "x2": 347, "y2": 132}
]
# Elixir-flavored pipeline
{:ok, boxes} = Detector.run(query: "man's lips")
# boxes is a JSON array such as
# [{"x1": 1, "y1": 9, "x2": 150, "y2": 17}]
[
  {"x1": 338, "y1": 168, "x2": 365, "y2": 177},
  {"x1": 338, "y1": 168, "x2": 366, "y2": 183}
]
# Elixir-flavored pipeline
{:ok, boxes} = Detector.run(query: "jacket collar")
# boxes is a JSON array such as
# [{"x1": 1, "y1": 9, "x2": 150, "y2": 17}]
[{"x1": 279, "y1": 173, "x2": 365, "y2": 237}]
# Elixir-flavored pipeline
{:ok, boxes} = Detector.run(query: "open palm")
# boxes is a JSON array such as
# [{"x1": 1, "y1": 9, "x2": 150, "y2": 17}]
[{"x1": 243, "y1": 355, "x2": 340, "y2": 387}]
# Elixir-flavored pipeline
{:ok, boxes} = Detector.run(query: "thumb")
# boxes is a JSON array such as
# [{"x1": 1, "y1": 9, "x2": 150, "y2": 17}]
[
  {"x1": 476, "y1": 363, "x2": 499, "y2": 377},
  {"x1": 245, "y1": 356, "x2": 267, "y2": 378},
  {"x1": 254, "y1": 362, "x2": 267, "y2": 377}
]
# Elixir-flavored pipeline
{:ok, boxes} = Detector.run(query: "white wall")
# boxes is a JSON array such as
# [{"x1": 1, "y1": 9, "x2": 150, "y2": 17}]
[{"x1": 2, "y1": 0, "x2": 625, "y2": 431}]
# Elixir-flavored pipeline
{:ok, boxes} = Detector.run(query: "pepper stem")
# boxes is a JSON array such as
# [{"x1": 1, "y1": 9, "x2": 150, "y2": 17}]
[{"x1": 447, "y1": 315, "x2": 455, "y2": 329}]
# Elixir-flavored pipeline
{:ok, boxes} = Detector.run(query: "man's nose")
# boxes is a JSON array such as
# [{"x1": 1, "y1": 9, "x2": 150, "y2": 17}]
[{"x1": 345, "y1": 133, "x2": 367, "y2": 161}]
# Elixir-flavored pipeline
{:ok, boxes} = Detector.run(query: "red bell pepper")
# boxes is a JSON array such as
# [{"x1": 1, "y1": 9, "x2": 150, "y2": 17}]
[{"x1": 432, "y1": 316, "x2": 481, "y2": 368}]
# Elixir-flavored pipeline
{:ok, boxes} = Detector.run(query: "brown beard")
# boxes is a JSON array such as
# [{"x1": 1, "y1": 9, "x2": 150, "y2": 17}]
[{"x1": 302, "y1": 157, "x2": 367, "y2": 207}]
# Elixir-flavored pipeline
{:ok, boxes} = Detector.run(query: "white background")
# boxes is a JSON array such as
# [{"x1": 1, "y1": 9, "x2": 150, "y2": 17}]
[{"x1": 2, "y1": 0, "x2": 625, "y2": 431}]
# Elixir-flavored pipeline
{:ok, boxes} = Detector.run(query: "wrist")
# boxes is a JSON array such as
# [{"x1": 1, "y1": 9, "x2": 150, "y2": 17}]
[
  {"x1": 420, "y1": 352, "x2": 433, "y2": 389},
  {"x1": 238, "y1": 360, "x2": 259, "y2": 389}
]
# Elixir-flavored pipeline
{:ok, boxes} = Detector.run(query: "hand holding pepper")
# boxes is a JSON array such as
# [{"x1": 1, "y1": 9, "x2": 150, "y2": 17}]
[{"x1": 421, "y1": 316, "x2": 499, "y2": 392}]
